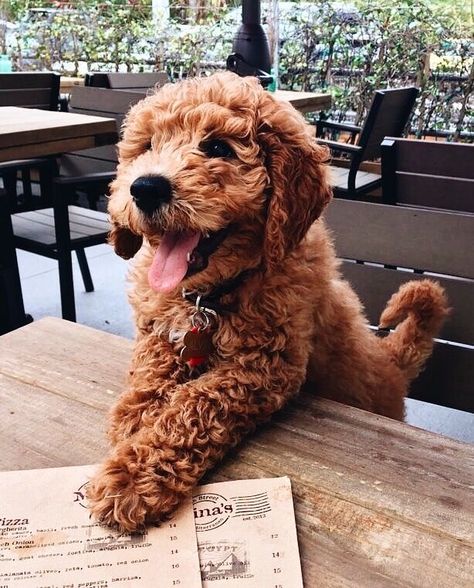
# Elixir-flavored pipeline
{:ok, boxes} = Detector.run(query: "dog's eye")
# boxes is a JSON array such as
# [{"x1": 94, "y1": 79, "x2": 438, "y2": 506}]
[
  {"x1": 202, "y1": 139, "x2": 234, "y2": 159},
  {"x1": 144, "y1": 141, "x2": 152, "y2": 151}
]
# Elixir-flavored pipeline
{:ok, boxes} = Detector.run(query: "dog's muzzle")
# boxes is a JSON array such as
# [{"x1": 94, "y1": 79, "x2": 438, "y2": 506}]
[{"x1": 131, "y1": 174, "x2": 172, "y2": 215}]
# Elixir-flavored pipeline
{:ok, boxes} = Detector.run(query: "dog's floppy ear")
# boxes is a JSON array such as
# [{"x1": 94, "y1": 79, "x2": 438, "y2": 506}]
[
  {"x1": 108, "y1": 224, "x2": 143, "y2": 260},
  {"x1": 257, "y1": 93, "x2": 332, "y2": 270}
]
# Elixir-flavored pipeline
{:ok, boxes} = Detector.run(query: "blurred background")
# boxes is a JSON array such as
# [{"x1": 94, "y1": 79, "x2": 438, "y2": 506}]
[{"x1": 0, "y1": 0, "x2": 472, "y2": 141}]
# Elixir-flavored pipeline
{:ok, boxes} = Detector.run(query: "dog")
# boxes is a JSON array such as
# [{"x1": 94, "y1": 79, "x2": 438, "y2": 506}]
[{"x1": 87, "y1": 71, "x2": 448, "y2": 531}]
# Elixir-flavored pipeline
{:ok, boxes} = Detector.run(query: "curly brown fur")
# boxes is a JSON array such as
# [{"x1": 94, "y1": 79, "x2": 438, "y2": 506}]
[{"x1": 87, "y1": 72, "x2": 448, "y2": 531}]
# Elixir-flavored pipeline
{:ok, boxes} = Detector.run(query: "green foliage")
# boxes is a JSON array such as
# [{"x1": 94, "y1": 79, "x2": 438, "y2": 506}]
[
  {"x1": 1, "y1": 1, "x2": 51, "y2": 21},
  {"x1": 278, "y1": 0, "x2": 472, "y2": 139},
  {"x1": 4, "y1": 0, "x2": 472, "y2": 139}
]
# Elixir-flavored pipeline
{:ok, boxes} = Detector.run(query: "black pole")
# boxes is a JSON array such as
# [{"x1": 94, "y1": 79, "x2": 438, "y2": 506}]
[
  {"x1": 242, "y1": 2, "x2": 260, "y2": 24},
  {"x1": 226, "y1": 0, "x2": 273, "y2": 87}
]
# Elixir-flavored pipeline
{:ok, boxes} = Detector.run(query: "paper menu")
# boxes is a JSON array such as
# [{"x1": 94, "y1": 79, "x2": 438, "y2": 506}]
[
  {"x1": 0, "y1": 465, "x2": 201, "y2": 587},
  {"x1": 1, "y1": 466, "x2": 303, "y2": 587},
  {"x1": 193, "y1": 477, "x2": 303, "y2": 588}
]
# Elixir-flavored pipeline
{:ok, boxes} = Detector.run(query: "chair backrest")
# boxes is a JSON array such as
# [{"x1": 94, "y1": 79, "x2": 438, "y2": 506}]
[
  {"x1": 0, "y1": 72, "x2": 60, "y2": 110},
  {"x1": 357, "y1": 87, "x2": 419, "y2": 161},
  {"x1": 381, "y1": 137, "x2": 474, "y2": 212},
  {"x1": 59, "y1": 86, "x2": 147, "y2": 176},
  {"x1": 85, "y1": 71, "x2": 169, "y2": 92},
  {"x1": 324, "y1": 199, "x2": 474, "y2": 413}
]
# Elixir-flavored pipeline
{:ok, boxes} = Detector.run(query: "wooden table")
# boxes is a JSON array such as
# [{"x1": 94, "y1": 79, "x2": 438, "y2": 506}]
[
  {"x1": 1, "y1": 317, "x2": 472, "y2": 587},
  {"x1": 274, "y1": 89, "x2": 331, "y2": 113},
  {"x1": 0, "y1": 107, "x2": 117, "y2": 335},
  {"x1": 105, "y1": 86, "x2": 332, "y2": 114},
  {"x1": 0, "y1": 106, "x2": 117, "y2": 163}
]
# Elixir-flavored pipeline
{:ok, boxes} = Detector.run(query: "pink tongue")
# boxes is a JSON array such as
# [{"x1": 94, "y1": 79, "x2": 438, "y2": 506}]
[{"x1": 148, "y1": 230, "x2": 201, "y2": 293}]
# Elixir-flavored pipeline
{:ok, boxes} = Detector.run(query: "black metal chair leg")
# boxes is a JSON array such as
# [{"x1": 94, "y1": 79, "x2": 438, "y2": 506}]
[
  {"x1": 75, "y1": 249, "x2": 94, "y2": 292},
  {"x1": 3, "y1": 170, "x2": 18, "y2": 211},
  {"x1": 53, "y1": 183, "x2": 76, "y2": 322},
  {"x1": 21, "y1": 167, "x2": 34, "y2": 209}
]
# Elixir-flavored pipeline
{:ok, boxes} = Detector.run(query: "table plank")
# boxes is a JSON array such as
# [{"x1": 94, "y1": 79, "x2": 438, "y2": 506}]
[
  {"x1": 0, "y1": 107, "x2": 117, "y2": 162},
  {"x1": 0, "y1": 317, "x2": 472, "y2": 587},
  {"x1": 75, "y1": 87, "x2": 332, "y2": 114},
  {"x1": 0, "y1": 135, "x2": 118, "y2": 162},
  {"x1": 0, "y1": 317, "x2": 129, "y2": 411},
  {"x1": 0, "y1": 319, "x2": 129, "y2": 468},
  {"x1": 274, "y1": 89, "x2": 332, "y2": 113},
  {"x1": 0, "y1": 107, "x2": 117, "y2": 146},
  {"x1": 0, "y1": 374, "x2": 107, "y2": 468}
]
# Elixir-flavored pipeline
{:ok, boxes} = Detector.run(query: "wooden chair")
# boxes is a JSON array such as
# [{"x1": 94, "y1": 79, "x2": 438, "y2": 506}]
[
  {"x1": 324, "y1": 199, "x2": 473, "y2": 413},
  {"x1": 10, "y1": 87, "x2": 146, "y2": 322},
  {"x1": 381, "y1": 137, "x2": 474, "y2": 212},
  {"x1": 85, "y1": 71, "x2": 169, "y2": 92},
  {"x1": 53, "y1": 85, "x2": 146, "y2": 210},
  {"x1": 0, "y1": 72, "x2": 61, "y2": 211},
  {"x1": 316, "y1": 87, "x2": 419, "y2": 199}
]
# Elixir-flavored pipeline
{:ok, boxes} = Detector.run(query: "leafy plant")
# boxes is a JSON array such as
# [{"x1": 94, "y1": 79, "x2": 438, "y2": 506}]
[
  {"x1": 4, "y1": 0, "x2": 472, "y2": 139},
  {"x1": 278, "y1": 0, "x2": 472, "y2": 139}
]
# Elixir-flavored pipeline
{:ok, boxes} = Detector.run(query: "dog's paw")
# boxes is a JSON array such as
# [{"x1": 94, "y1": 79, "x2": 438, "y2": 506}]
[
  {"x1": 86, "y1": 459, "x2": 148, "y2": 531},
  {"x1": 86, "y1": 451, "x2": 182, "y2": 532}
]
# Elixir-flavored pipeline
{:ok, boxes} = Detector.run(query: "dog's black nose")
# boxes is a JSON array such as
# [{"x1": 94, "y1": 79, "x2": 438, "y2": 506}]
[{"x1": 130, "y1": 175, "x2": 172, "y2": 214}]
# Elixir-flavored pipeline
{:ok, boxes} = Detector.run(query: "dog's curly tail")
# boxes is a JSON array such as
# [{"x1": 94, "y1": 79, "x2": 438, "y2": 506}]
[{"x1": 377, "y1": 279, "x2": 450, "y2": 383}]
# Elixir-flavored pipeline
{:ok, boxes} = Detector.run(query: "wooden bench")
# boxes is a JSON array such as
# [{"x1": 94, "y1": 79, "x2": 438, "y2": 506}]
[
  {"x1": 381, "y1": 137, "x2": 474, "y2": 212},
  {"x1": 324, "y1": 199, "x2": 474, "y2": 413}
]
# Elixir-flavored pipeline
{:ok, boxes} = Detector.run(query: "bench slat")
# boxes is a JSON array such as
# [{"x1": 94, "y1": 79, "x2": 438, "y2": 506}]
[
  {"x1": 107, "y1": 71, "x2": 168, "y2": 89},
  {"x1": 393, "y1": 138, "x2": 474, "y2": 178},
  {"x1": 340, "y1": 261, "x2": 474, "y2": 346},
  {"x1": 325, "y1": 200, "x2": 474, "y2": 279},
  {"x1": 410, "y1": 344, "x2": 474, "y2": 413},
  {"x1": 60, "y1": 152, "x2": 117, "y2": 175},
  {"x1": 69, "y1": 86, "x2": 146, "y2": 115},
  {"x1": 396, "y1": 173, "x2": 474, "y2": 212}
]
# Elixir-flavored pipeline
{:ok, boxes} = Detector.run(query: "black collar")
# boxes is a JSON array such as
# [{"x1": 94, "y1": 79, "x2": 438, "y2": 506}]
[{"x1": 182, "y1": 268, "x2": 257, "y2": 314}]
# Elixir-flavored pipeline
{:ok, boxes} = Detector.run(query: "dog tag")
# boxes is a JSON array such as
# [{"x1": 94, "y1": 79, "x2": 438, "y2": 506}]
[{"x1": 181, "y1": 327, "x2": 215, "y2": 367}]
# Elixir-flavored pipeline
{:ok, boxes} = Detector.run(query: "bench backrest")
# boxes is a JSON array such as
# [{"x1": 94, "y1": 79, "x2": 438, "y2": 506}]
[
  {"x1": 381, "y1": 137, "x2": 474, "y2": 212},
  {"x1": 324, "y1": 199, "x2": 474, "y2": 412},
  {"x1": 0, "y1": 72, "x2": 60, "y2": 110},
  {"x1": 85, "y1": 71, "x2": 169, "y2": 91},
  {"x1": 59, "y1": 86, "x2": 147, "y2": 176}
]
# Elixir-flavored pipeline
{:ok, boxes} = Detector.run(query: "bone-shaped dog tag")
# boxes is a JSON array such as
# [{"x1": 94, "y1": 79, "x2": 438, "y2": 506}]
[{"x1": 180, "y1": 327, "x2": 215, "y2": 365}]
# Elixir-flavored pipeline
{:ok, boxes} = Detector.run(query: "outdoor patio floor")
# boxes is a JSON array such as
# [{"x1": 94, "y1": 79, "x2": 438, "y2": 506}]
[{"x1": 17, "y1": 243, "x2": 474, "y2": 444}]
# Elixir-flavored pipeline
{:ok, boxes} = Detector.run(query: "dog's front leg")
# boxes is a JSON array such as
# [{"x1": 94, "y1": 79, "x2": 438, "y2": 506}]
[
  {"x1": 87, "y1": 361, "x2": 304, "y2": 531},
  {"x1": 108, "y1": 334, "x2": 183, "y2": 444}
]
